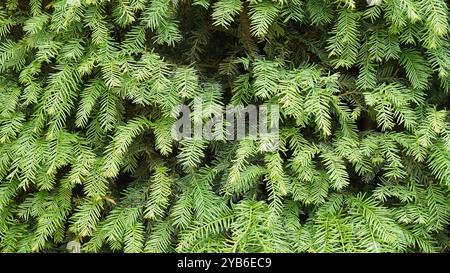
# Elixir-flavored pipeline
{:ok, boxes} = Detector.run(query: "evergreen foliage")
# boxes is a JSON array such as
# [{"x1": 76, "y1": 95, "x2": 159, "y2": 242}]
[{"x1": 0, "y1": 0, "x2": 449, "y2": 253}]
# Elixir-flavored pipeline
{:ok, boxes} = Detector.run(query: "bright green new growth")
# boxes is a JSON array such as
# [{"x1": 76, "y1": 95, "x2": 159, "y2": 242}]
[{"x1": 0, "y1": 0, "x2": 449, "y2": 253}]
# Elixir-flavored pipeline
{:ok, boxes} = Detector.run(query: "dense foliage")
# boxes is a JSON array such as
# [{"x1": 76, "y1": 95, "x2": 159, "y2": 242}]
[{"x1": 0, "y1": 0, "x2": 449, "y2": 253}]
